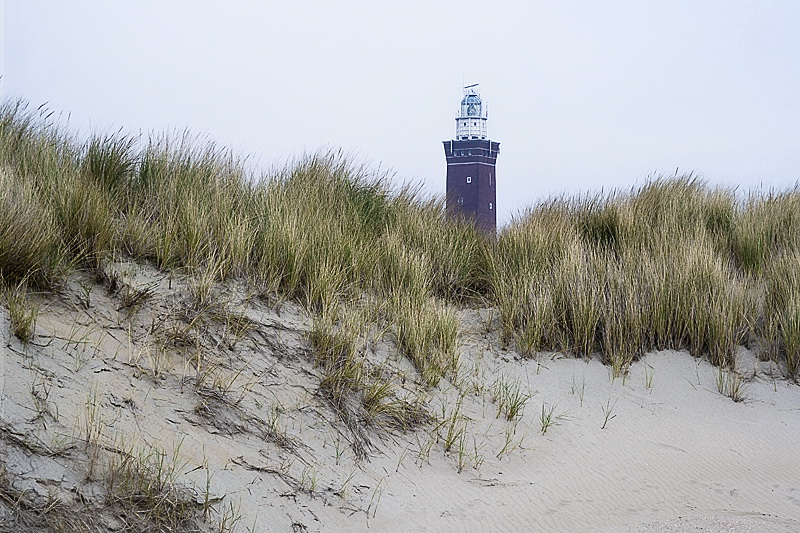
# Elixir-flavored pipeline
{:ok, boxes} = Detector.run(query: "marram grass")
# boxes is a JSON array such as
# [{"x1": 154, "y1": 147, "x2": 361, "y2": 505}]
[{"x1": 2, "y1": 97, "x2": 800, "y2": 382}]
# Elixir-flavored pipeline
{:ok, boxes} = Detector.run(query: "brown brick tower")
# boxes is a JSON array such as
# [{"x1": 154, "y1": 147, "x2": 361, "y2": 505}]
[{"x1": 443, "y1": 85, "x2": 500, "y2": 234}]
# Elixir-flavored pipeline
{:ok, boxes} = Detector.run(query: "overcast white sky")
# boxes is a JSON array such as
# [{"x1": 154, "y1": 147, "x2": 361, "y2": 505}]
[{"x1": 3, "y1": 1, "x2": 799, "y2": 224}]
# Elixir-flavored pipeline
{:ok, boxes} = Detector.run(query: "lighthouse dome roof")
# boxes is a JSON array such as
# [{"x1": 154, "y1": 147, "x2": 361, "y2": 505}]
[
  {"x1": 460, "y1": 93, "x2": 482, "y2": 106},
  {"x1": 460, "y1": 93, "x2": 483, "y2": 116}
]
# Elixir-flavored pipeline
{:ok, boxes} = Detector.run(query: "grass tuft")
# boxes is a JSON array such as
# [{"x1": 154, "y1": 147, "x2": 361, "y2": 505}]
[
  {"x1": 491, "y1": 376, "x2": 531, "y2": 420},
  {"x1": 5, "y1": 281, "x2": 38, "y2": 343}
]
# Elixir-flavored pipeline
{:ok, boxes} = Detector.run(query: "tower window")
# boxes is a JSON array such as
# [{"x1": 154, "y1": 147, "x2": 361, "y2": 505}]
[
  {"x1": 466, "y1": 176, "x2": 472, "y2": 184},
  {"x1": 489, "y1": 203, "x2": 493, "y2": 210}
]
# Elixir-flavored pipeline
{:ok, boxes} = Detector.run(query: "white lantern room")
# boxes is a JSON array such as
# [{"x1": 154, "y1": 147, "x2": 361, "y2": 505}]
[{"x1": 455, "y1": 84, "x2": 488, "y2": 140}]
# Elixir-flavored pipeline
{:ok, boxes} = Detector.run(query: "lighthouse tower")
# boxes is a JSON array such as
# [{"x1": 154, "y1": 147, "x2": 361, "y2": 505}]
[{"x1": 443, "y1": 84, "x2": 500, "y2": 234}]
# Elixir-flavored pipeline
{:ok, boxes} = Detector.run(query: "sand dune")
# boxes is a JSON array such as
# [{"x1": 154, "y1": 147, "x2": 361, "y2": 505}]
[
  {"x1": 354, "y1": 326, "x2": 800, "y2": 533},
  {"x1": 2, "y1": 262, "x2": 799, "y2": 532}
]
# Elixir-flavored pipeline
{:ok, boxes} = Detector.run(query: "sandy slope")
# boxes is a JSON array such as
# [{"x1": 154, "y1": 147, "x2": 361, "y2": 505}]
[
  {"x1": 364, "y1": 350, "x2": 800, "y2": 533},
  {"x1": 2, "y1": 261, "x2": 799, "y2": 532}
]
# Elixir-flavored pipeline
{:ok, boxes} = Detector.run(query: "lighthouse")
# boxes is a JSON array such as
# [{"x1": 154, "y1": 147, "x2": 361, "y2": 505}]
[{"x1": 443, "y1": 84, "x2": 500, "y2": 234}]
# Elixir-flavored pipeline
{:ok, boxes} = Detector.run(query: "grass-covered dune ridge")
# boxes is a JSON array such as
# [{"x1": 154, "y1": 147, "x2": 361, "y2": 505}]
[
  {"x1": 493, "y1": 182, "x2": 800, "y2": 376},
  {"x1": 2, "y1": 97, "x2": 800, "y2": 383}
]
